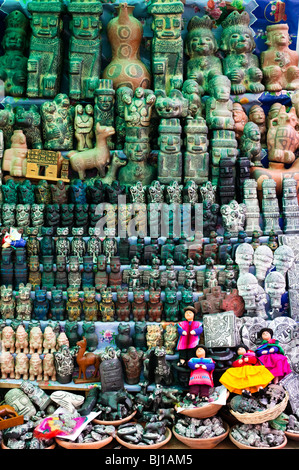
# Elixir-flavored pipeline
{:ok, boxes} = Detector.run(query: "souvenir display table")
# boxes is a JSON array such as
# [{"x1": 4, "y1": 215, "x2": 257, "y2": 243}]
[{"x1": 0, "y1": 0, "x2": 298, "y2": 451}]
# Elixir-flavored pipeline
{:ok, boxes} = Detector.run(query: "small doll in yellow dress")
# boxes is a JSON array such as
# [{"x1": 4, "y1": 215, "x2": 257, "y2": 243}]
[{"x1": 219, "y1": 344, "x2": 274, "y2": 397}]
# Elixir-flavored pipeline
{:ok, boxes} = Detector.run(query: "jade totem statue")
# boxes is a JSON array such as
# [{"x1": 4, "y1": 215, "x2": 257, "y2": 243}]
[
  {"x1": 0, "y1": 10, "x2": 29, "y2": 97},
  {"x1": 148, "y1": 0, "x2": 184, "y2": 93},
  {"x1": 261, "y1": 23, "x2": 299, "y2": 92},
  {"x1": 185, "y1": 15, "x2": 222, "y2": 95},
  {"x1": 67, "y1": 0, "x2": 103, "y2": 100},
  {"x1": 220, "y1": 11, "x2": 264, "y2": 94},
  {"x1": 41, "y1": 94, "x2": 74, "y2": 150},
  {"x1": 27, "y1": 0, "x2": 65, "y2": 98},
  {"x1": 94, "y1": 79, "x2": 115, "y2": 149},
  {"x1": 103, "y1": 3, "x2": 151, "y2": 91},
  {"x1": 157, "y1": 118, "x2": 182, "y2": 184}
]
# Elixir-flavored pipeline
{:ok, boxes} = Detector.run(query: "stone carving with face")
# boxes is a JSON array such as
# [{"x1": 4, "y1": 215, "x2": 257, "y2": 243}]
[
  {"x1": 254, "y1": 245, "x2": 273, "y2": 283},
  {"x1": 237, "y1": 272, "x2": 259, "y2": 316},
  {"x1": 265, "y1": 271, "x2": 286, "y2": 315},
  {"x1": 235, "y1": 243, "x2": 254, "y2": 276},
  {"x1": 273, "y1": 245, "x2": 295, "y2": 278}
]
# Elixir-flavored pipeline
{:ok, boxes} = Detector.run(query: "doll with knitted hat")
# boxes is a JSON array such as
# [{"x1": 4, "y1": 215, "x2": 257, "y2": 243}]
[
  {"x1": 187, "y1": 345, "x2": 215, "y2": 402},
  {"x1": 255, "y1": 328, "x2": 291, "y2": 384},
  {"x1": 176, "y1": 306, "x2": 203, "y2": 368}
]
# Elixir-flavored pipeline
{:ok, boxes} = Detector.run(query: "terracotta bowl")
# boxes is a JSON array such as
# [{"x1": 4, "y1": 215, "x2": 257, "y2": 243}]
[
  {"x1": 93, "y1": 410, "x2": 137, "y2": 427},
  {"x1": 172, "y1": 422, "x2": 229, "y2": 449},
  {"x1": 55, "y1": 434, "x2": 113, "y2": 449},
  {"x1": 1, "y1": 441, "x2": 56, "y2": 449},
  {"x1": 175, "y1": 392, "x2": 229, "y2": 419},
  {"x1": 285, "y1": 431, "x2": 299, "y2": 442},
  {"x1": 229, "y1": 427, "x2": 287, "y2": 449},
  {"x1": 115, "y1": 427, "x2": 172, "y2": 449}
]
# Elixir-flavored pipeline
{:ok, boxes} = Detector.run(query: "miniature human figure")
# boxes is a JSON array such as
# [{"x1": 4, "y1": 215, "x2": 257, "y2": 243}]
[
  {"x1": 248, "y1": 105, "x2": 266, "y2": 146},
  {"x1": 0, "y1": 10, "x2": 29, "y2": 97},
  {"x1": 176, "y1": 306, "x2": 203, "y2": 368},
  {"x1": 265, "y1": 271, "x2": 286, "y2": 317},
  {"x1": 74, "y1": 104, "x2": 94, "y2": 151},
  {"x1": 273, "y1": 244, "x2": 295, "y2": 278},
  {"x1": 220, "y1": 11, "x2": 264, "y2": 94},
  {"x1": 205, "y1": 75, "x2": 234, "y2": 130},
  {"x1": 185, "y1": 15, "x2": 222, "y2": 95},
  {"x1": 240, "y1": 122, "x2": 262, "y2": 167},
  {"x1": 261, "y1": 23, "x2": 299, "y2": 92},
  {"x1": 235, "y1": 243, "x2": 254, "y2": 275},
  {"x1": 187, "y1": 345, "x2": 215, "y2": 402},
  {"x1": 253, "y1": 245, "x2": 274, "y2": 283},
  {"x1": 219, "y1": 344, "x2": 274, "y2": 396},
  {"x1": 255, "y1": 328, "x2": 292, "y2": 384},
  {"x1": 232, "y1": 102, "x2": 248, "y2": 140}
]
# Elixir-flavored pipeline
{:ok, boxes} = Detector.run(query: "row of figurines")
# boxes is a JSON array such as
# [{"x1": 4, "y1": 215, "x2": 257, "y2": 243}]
[
  {"x1": 0, "y1": 280, "x2": 239, "y2": 323},
  {"x1": 1, "y1": 96, "x2": 299, "y2": 204},
  {"x1": 1, "y1": 321, "x2": 179, "y2": 356},
  {"x1": 0, "y1": 87, "x2": 297, "y2": 164},
  {"x1": 0, "y1": 175, "x2": 297, "y2": 245},
  {"x1": 1, "y1": 6, "x2": 299, "y2": 100}
]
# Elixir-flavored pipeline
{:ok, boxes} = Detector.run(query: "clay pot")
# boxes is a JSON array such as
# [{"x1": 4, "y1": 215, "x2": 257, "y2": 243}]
[
  {"x1": 102, "y1": 3, "x2": 151, "y2": 91},
  {"x1": 285, "y1": 431, "x2": 299, "y2": 442},
  {"x1": 115, "y1": 428, "x2": 172, "y2": 449},
  {"x1": 229, "y1": 427, "x2": 287, "y2": 449},
  {"x1": 175, "y1": 391, "x2": 229, "y2": 419},
  {"x1": 55, "y1": 435, "x2": 113, "y2": 449},
  {"x1": 93, "y1": 410, "x2": 137, "y2": 427},
  {"x1": 172, "y1": 422, "x2": 229, "y2": 449},
  {"x1": 1, "y1": 441, "x2": 56, "y2": 449}
]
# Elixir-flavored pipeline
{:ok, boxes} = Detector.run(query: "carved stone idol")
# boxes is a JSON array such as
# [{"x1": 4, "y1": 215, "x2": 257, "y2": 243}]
[
  {"x1": 273, "y1": 245, "x2": 295, "y2": 278},
  {"x1": 27, "y1": 0, "x2": 64, "y2": 98},
  {"x1": 235, "y1": 243, "x2": 254, "y2": 276},
  {"x1": 261, "y1": 23, "x2": 299, "y2": 92},
  {"x1": 185, "y1": 15, "x2": 222, "y2": 95},
  {"x1": 220, "y1": 10, "x2": 264, "y2": 94},
  {"x1": 265, "y1": 271, "x2": 286, "y2": 318},
  {"x1": 253, "y1": 245, "x2": 273, "y2": 283},
  {"x1": 67, "y1": 0, "x2": 103, "y2": 100}
]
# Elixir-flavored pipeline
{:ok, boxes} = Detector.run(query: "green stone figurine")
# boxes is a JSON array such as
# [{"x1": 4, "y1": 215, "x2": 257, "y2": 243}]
[
  {"x1": 67, "y1": 0, "x2": 103, "y2": 100},
  {"x1": 185, "y1": 15, "x2": 222, "y2": 95},
  {"x1": 220, "y1": 11, "x2": 264, "y2": 95},
  {"x1": 158, "y1": 117, "x2": 182, "y2": 184},
  {"x1": 27, "y1": 0, "x2": 65, "y2": 98},
  {"x1": 148, "y1": 0, "x2": 184, "y2": 93},
  {"x1": 0, "y1": 10, "x2": 29, "y2": 97},
  {"x1": 41, "y1": 94, "x2": 74, "y2": 150}
]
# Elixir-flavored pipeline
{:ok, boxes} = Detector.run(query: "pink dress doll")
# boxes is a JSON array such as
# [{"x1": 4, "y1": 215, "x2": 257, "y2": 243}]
[
  {"x1": 176, "y1": 306, "x2": 203, "y2": 367},
  {"x1": 255, "y1": 328, "x2": 291, "y2": 384}
]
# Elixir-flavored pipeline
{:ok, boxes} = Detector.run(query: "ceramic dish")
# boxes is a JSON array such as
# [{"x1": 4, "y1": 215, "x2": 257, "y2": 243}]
[
  {"x1": 172, "y1": 422, "x2": 229, "y2": 449},
  {"x1": 55, "y1": 434, "x2": 113, "y2": 449},
  {"x1": 115, "y1": 427, "x2": 172, "y2": 449},
  {"x1": 93, "y1": 410, "x2": 137, "y2": 427},
  {"x1": 229, "y1": 428, "x2": 287, "y2": 449}
]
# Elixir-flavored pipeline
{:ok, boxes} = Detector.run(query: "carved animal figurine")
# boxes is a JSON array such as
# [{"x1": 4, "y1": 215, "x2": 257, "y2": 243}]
[
  {"x1": 43, "y1": 353, "x2": 56, "y2": 382},
  {"x1": 154, "y1": 347, "x2": 173, "y2": 386},
  {"x1": 64, "y1": 320, "x2": 80, "y2": 349},
  {"x1": 66, "y1": 288, "x2": 82, "y2": 322},
  {"x1": 115, "y1": 323, "x2": 133, "y2": 352},
  {"x1": 1, "y1": 352, "x2": 15, "y2": 379},
  {"x1": 132, "y1": 289, "x2": 147, "y2": 322},
  {"x1": 2, "y1": 325, "x2": 15, "y2": 353},
  {"x1": 147, "y1": 288, "x2": 163, "y2": 322},
  {"x1": 69, "y1": 123, "x2": 115, "y2": 180},
  {"x1": 99, "y1": 288, "x2": 115, "y2": 322},
  {"x1": 15, "y1": 353, "x2": 29, "y2": 380},
  {"x1": 2, "y1": 129, "x2": 28, "y2": 177},
  {"x1": 15, "y1": 324, "x2": 29, "y2": 354},
  {"x1": 146, "y1": 324, "x2": 164, "y2": 350},
  {"x1": 133, "y1": 322, "x2": 147, "y2": 351},
  {"x1": 164, "y1": 323, "x2": 179, "y2": 355},
  {"x1": 43, "y1": 326, "x2": 57, "y2": 354},
  {"x1": 82, "y1": 322, "x2": 98, "y2": 352},
  {"x1": 29, "y1": 353, "x2": 43, "y2": 381},
  {"x1": 16, "y1": 283, "x2": 33, "y2": 321},
  {"x1": 57, "y1": 332, "x2": 69, "y2": 349},
  {"x1": 76, "y1": 336, "x2": 100, "y2": 382},
  {"x1": 83, "y1": 287, "x2": 99, "y2": 322},
  {"x1": 0, "y1": 285, "x2": 15, "y2": 320},
  {"x1": 29, "y1": 326, "x2": 43, "y2": 355},
  {"x1": 115, "y1": 288, "x2": 131, "y2": 322}
]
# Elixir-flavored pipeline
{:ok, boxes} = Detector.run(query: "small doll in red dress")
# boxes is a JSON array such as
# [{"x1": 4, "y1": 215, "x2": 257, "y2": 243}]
[{"x1": 219, "y1": 343, "x2": 274, "y2": 397}]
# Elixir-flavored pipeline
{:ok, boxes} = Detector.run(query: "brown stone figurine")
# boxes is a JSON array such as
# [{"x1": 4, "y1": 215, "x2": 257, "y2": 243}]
[{"x1": 261, "y1": 23, "x2": 299, "y2": 92}]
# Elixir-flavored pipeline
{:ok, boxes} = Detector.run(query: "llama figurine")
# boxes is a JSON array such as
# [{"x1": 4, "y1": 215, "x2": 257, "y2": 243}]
[{"x1": 68, "y1": 123, "x2": 115, "y2": 180}]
